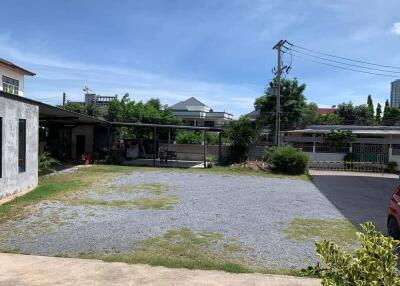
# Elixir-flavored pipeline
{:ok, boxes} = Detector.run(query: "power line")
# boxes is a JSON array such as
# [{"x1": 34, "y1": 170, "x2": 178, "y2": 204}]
[
  {"x1": 287, "y1": 41, "x2": 400, "y2": 70},
  {"x1": 285, "y1": 51, "x2": 399, "y2": 78},
  {"x1": 287, "y1": 47, "x2": 400, "y2": 75}
]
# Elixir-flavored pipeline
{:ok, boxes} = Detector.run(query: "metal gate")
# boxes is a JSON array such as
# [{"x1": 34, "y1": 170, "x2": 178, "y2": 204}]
[{"x1": 352, "y1": 144, "x2": 389, "y2": 163}]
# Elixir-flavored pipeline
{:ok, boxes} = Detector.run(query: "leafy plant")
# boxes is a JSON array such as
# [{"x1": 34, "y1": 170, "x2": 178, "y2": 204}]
[
  {"x1": 303, "y1": 222, "x2": 400, "y2": 286},
  {"x1": 386, "y1": 161, "x2": 398, "y2": 173},
  {"x1": 38, "y1": 152, "x2": 59, "y2": 175},
  {"x1": 325, "y1": 130, "x2": 354, "y2": 148},
  {"x1": 264, "y1": 146, "x2": 309, "y2": 175},
  {"x1": 207, "y1": 154, "x2": 215, "y2": 168},
  {"x1": 225, "y1": 116, "x2": 258, "y2": 163}
]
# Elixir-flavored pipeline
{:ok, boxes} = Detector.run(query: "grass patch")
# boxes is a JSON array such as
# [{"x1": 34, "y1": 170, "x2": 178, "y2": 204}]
[
  {"x1": 284, "y1": 218, "x2": 358, "y2": 246},
  {"x1": 77, "y1": 196, "x2": 178, "y2": 210},
  {"x1": 0, "y1": 165, "x2": 134, "y2": 223},
  {"x1": 81, "y1": 228, "x2": 251, "y2": 273},
  {"x1": 119, "y1": 183, "x2": 171, "y2": 195}
]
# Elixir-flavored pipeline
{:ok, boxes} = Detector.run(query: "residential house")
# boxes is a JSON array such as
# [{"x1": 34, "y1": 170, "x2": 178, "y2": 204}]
[
  {"x1": 170, "y1": 97, "x2": 233, "y2": 127},
  {"x1": 0, "y1": 60, "x2": 37, "y2": 198},
  {"x1": 284, "y1": 125, "x2": 400, "y2": 167}
]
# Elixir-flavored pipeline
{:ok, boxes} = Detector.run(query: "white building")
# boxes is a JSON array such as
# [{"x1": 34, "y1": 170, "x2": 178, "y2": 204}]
[
  {"x1": 170, "y1": 97, "x2": 233, "y2": 127},
  {"x1": 284, "y1": 125, "x2": 400, "y2": 168},
  {"x1": 0, "y1": 58, "x2": 35, "y2": 97},
  {"x1": 0, "y1": 60, "x2": 37, "y2": 198}
]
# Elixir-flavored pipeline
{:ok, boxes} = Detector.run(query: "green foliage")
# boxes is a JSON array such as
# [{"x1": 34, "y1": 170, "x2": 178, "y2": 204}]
[
  {"x1": 376, "y1": 103, "x2": 382, "y2": 123},
  {"x1": 382, "y1": 106, "x2": 400, "y2": 126},
  {"x1": 176, "y1": 131, "x2": 202, "y2": 144},
  {"x1": 386, "y1": 161, "x2": 398, "y2": 173},
  {"x1": 207, "y1": 154, "x2": 215, "y2": 168},
  {"x1": 307, "y1": 222, "x2": 400, "y2": 286},
  {"x1": 325, "y1": 130, "x2": 354, "y2": 148},
  {"x1": 301, "y1": 102, "x2": 319, "y2": 127},
  {"x1": 264, "y1": 146, "x2": 309, "y2": 175},
  {"x1": 225, "y1": 116, "x2": 258, "y2": 163},
  {"x1": 62, "y1": 102, "x2": 86, "y2": 114},
  {"x1": 107, "y1": 93, "x2": 181, "y2": 125},
  {"x1": 318, "y1": 113, "x2": 343, "y2": 125},
  {"x1": 254, "y1": 78, "x2": 306, "y2": 131},
  {"x1": 367, "y1": 95, "x2": 374, "y2": 122},
  {"x1": 38, "y1": 152, "x2": 59, "y2": 175}
]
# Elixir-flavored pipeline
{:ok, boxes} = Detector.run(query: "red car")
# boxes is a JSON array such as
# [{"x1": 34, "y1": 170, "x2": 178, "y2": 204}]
[{"x1": 388, "y1": 186, "x2": 400, "y2": 239}]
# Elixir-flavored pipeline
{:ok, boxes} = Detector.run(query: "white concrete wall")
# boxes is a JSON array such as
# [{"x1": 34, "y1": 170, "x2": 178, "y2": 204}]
[
  {"x1": 160, "y1": 144, "x2": 228, "y2": 161},
  {"x1": 307, "y1": 152, "x2": 345, "y2": 161},
  {"x1": 0, "y1": 96, "x2": 38, "y2": 198},
  {"x1": 0, "y1": 67, "x2": 25, "y2": 96}
]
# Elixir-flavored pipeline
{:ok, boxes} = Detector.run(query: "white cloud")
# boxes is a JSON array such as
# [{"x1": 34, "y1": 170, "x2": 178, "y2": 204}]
[
  {"x1": 0, "y1": 34, "x2": 259, "y2": 117},
  {"x1": 391, "y1": 22, "x2": 400, "y2": 35}
]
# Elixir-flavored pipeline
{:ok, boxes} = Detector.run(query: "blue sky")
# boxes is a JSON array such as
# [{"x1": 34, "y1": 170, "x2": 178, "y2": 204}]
[{"x1": 1, "y1": 0, "x2": 400, "y2": 117}]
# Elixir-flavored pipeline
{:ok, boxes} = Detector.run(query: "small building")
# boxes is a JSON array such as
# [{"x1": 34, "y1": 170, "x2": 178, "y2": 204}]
[
  {"x1": 318, "y1": 105, "x2": 336, "y2": 115},
  {"x1": 284, "y1": 125, "x2": 400, "y2": 167},
  {"x1": 170, "y1": 97, "x2": 233, "y2": 127},
  {"x1": 0, "y1": 59, "x2": 37, "y2": 198}
]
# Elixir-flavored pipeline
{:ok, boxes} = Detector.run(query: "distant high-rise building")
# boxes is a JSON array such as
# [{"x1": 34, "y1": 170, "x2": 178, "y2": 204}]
[{"x1": 390, "y1": 79, "x2": 400, "y2": 107}]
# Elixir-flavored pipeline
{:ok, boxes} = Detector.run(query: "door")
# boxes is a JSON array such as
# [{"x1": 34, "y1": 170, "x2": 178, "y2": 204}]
[{"x1": 76, "y1": 135, "x2": 86, "y2": 161}]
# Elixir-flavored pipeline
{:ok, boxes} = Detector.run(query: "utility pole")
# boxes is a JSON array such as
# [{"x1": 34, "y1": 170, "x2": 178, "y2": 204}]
[
  {"x1": 273, "y1": 39, "x2": 287, "y2": 146},
  {"x1": 62, "y1": 92, "x2": 66, "y2": 107}
]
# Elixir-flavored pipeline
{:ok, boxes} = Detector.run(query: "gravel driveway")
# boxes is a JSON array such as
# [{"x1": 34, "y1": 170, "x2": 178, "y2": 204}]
[{"x1": 0, "y1": 171, "x2": 367, "y2": 270}]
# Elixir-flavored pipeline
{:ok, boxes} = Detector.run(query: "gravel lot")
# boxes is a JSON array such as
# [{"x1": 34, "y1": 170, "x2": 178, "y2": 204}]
[{"x1": 0, "y1": 171, "x2": 349, "y2": 270}]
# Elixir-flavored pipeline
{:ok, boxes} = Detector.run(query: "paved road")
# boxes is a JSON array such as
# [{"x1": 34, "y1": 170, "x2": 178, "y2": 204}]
[
  {"x1": 0, "y1": 253, "x2": 320, "y2": 286},
  {"x1": 311, "y1": 174, "x2": 399, "y2": 233}
]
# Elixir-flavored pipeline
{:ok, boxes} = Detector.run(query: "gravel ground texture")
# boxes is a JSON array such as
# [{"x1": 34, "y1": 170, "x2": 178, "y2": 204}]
[{"x1": 0, "y1": 171, "x2": 347, "y2": 270}]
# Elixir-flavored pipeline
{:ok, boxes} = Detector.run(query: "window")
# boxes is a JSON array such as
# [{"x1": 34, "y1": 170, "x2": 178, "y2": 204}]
[
  {"x1": 204, "y1": 121, "x2": 215, "y2": 127},
  {"x1": 18, "y1": 119, "x2": 26, "y2": 173},
  {"x1": 2, "y1": 76, "x2": 19, "y2": 95},
  {"x1": 0, "y1": 117, "x2": 2, "y2": 178}
]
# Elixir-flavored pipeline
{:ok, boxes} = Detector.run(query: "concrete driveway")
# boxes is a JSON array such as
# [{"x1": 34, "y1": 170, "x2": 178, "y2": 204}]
[{"x1": 311, "y1": 172, "x2": 399, "y2": 233}]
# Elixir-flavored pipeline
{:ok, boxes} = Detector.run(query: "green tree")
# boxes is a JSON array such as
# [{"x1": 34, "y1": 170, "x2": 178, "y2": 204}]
[
  {"x1": 336, "y1": 102, "x2": 355, "y2": 124},
  {"x1": 384, "y1": 99, "x2": 390, "y2": 115},
  {"x1": 254, "y1": 78, "x2": 306, "y2": 133},
  {"x1": 301, "y1": 102, "x2": 319, "y2": 127},
  {"x1": 367, "y1": 94, "x2": 374, "y2": 122},
  {"x1": 354, "y1": 104, "x2": 368, "y2": 125},
  {"x1": 63, "y1": 102, "x2": 87, "y2": 114},
  {"x1": 225, "y1": 116, "x2": 258, "y2": 163},
  {"x1": 318, "y1": 113, "x2": 343, "y2": 125},
  {"x1": 382, "y1": 106, "x2": 400, "y2": 126},
  {"x1": 376, "y1": 103, "x2": 382, "y2": 123}
]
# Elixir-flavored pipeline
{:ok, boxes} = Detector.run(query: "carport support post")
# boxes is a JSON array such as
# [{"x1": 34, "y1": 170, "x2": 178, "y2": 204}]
[
  {"x1": 218, "y1": 132, "x2": 222, "y2": 162},
  {"x1": 203, "y1": 130, "x2": 207, "y2": 168},
  {"x1": 153, "y1": 127, "x2": 157, "y2": 167}
]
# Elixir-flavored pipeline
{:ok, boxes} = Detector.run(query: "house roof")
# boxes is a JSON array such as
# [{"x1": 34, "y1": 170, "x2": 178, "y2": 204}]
[
  {"x1": 318, "y1": 107, "x2": 336, "y2": 115},
  {"x1": 286, "y1": 125, "x2": 400, "y2": 136},
  {"x1": 0, "y1": 58, "x2": 35, "y2": 76},
  {"x1": 170, "y1": 97, "x2": 209, "y2": 110},
  {"x1": 246, "y1": 110, "x2": 260, "y2": 119}
]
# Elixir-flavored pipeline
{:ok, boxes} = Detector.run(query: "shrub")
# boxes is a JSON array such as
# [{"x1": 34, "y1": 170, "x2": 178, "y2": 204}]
[
  {"x1": 206, "y1": 154, "x2": 215, "y2": 168},
  {"x1": 224, "y1": 116, "x2": 258, "y2": 163},
  {"x1": 38, "y1": 152, "x2": 59, "y2": 175},
  {"x1": 343, "y1": 152, "x2": 355, "y2": 162},
  {"x1": 302, "y1": 222, "x2": 400, "y2": 286},
  {"x1": 386, "y1": 161, "x2": 398, "y2": 173},
  {"x1": 264, "y1": 146, "x2": 309, "y2": 175},
  {"x1": 176, "y1": 131, "x2": 220, "y2": 145}
]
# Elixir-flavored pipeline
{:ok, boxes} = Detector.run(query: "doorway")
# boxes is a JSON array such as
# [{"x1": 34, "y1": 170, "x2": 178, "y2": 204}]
[{"x1": 76, "y1": 135, "x2": 86, "y2": 161}]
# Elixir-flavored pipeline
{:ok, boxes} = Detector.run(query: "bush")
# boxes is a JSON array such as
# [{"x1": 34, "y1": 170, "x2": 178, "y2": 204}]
[
  {"x1": 176, "y1": 131, "x2": 220, "y2": 145},
  {"x1": 302, "y1": 222, "x2": 400, "y2": 286},
  {"x1": 38, "y1": 152, "x2": 59, "y2": 175},
  {"x1": 264, "y1": 146, "x2": 309, "y2": 175},
  {"x1": 386, "y1": 161, "x2": 398, "y2": 173},
  {"x1": 224, "y1": 116, "x2": 258, "y2": 163}
]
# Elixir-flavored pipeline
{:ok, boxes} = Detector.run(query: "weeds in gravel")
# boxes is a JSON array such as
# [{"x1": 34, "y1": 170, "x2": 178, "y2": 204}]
[
  {"x1": 284, "y1": 218, "x2": 358, "y2": 246},
  {"x1": 81, "y1": 228, "x2": 252, "y2": 273},
  {"x1": 77, "y1": 196, "x2": 178, "y2": 210}
]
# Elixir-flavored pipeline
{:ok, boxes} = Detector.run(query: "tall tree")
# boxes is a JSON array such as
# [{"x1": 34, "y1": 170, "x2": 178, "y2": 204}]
[
  {"x1": 375, "y1": 103, "x2": 382, "y2": 123},
  {"x1": 384, "y1": 99, "x2": 390, "y2": 115},
  {"x1": 301, "y1": 102, "x2": 319, "y2": 127},
  {"x1": 336, "y1": 102, "x2": 355, "y2": 124},
  {"x1": 254, "y1": 78, "x2": 306, "y2": 133},
  {"x1": 367, "y1": 94, "x2": 374, "y2": 122}
]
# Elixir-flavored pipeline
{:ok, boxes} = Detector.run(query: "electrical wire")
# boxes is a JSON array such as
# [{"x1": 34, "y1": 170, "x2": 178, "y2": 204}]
[
  {"x1": 287, "y1": 47, "x2": 400, "y2": 74},
  {"x1": 287, "y1": 42, "x2": 400, "y2": 70},
  {"x1": 284, "y1": 51, "x2": 399, "y2": 78}
]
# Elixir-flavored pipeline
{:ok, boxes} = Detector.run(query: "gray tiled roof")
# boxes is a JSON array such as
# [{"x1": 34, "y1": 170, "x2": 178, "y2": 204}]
[{"x1": 170, "y1": 97, "x2": 209, "y2": 110}]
